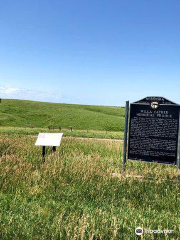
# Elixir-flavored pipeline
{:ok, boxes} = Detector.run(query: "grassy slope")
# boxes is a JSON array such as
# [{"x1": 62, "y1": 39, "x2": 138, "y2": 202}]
[{"x1": 0, "y1": 99, "x2": 125, "y2": 131}]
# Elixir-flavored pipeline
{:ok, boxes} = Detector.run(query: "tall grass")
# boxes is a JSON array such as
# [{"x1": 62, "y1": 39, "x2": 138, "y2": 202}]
[{"x1": 0, "y1": 135, "x2": 179, "y2": 239}]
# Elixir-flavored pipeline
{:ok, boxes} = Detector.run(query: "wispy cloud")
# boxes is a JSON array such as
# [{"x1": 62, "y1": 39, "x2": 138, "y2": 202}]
[
  {"x1": 0, "y1": 85, "x2": 83, "y2": 104},
  {"x1": 0, "y1": 85, "x2": 62, "y2": 102},
  {"x1": 0, "y1": 86, "x2": 21, "y2": 95}
]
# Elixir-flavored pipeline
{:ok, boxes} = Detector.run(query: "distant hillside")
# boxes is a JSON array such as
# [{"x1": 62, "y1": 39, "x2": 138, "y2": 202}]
[{"x1": 0, "y1": 99, "x2": 125, "y2": 131}]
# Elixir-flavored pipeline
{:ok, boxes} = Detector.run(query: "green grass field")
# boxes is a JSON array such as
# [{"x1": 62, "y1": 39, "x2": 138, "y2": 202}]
[
  {"x1": 0, "y1": 99, "x2": 125, "y2": 132},
  {"x1": 0, "y1": 127, "x2": 124, "y2": 140},
  {"x1": 0, "y1": 134, "x2": 179, "y2": 239},
  {"x1": 0, "y1": 99, "x2": 179, "y2": 239}
]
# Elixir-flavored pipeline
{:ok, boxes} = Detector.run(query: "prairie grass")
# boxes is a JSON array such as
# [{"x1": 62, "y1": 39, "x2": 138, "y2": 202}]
[
  {"x1": 0, "y1": 127, "x2": 124, "y2": 140},
  {"x1": 0, "y1": 134, "x2": 179, "y2": 239}
]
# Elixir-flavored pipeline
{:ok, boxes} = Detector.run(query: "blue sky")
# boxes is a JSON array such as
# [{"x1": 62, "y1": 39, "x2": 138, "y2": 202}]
[{"x1": 1, "y1": 0, "x2": 180, "y2": 106}]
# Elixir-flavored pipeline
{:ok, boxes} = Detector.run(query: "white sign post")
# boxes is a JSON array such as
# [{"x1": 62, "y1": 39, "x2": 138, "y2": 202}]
[{"x1": 35, "y1": 133, "x2": 63, "y2": 162}]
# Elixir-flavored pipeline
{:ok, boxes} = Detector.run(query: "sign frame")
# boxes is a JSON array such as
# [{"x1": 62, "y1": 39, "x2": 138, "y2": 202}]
[
  {"x1": 35, "y1": 133, "x2": 63, "y2": 147},
  {"x1": 123, "y1": 96, "x2": 180, "y2": 170}
]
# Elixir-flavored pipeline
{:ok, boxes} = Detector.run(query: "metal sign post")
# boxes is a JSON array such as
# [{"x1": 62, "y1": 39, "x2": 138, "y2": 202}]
[
  {"x1": 52, "y1": 146, "x2": 56, "y2": 153},
  {"x1": 42, "y1": 146, "x2": 56, "y2": 163},
  {"x1": 123, "y1": 101, "x2": 129, "y2": 171},
  {"x1": 42, "y1": 146, "x2": 46, "y2": 163}
]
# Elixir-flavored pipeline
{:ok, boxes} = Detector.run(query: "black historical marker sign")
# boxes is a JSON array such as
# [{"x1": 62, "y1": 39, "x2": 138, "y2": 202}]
[{"x1": 128, "y1": 97, "x2": 180, "y2": 165}]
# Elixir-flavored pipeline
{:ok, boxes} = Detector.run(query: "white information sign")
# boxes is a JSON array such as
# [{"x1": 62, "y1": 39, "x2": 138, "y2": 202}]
[{"x1": 35, "y1": 133, "x2": 63, "y2": 146}]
